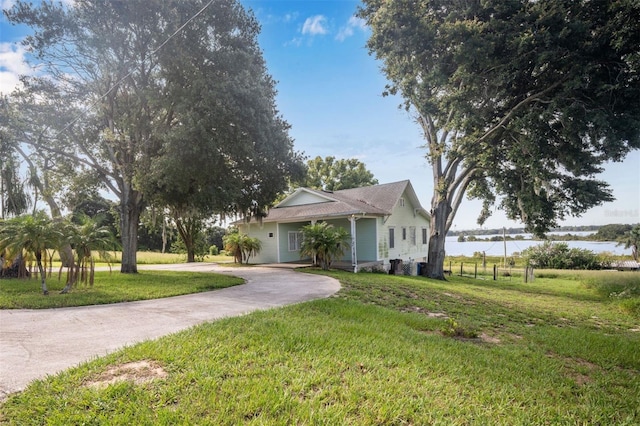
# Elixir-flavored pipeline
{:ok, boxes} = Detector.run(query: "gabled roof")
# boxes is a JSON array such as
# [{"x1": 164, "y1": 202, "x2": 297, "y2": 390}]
[{"x1": 244, "y1": 180, "x2": 429, "y2": 223}]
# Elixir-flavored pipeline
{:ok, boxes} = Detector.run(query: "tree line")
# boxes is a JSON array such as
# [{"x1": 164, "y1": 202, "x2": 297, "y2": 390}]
[
  {"x1": 3, "y1": 0, "x2": 638, "y2": 281},
  {"x1": 2, "y1": 0, "x2": 305, "y2": 273}
]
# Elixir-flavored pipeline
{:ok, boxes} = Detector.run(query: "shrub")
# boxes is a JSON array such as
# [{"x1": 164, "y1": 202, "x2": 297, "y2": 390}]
[
  {"x1": 523, "y1": 241, "x2": 603, "y2": 270},
  {"x1": 299, "y1": 222, "x2": 350, "y2": 270},
  {"x1": 440, "y1": 318, "x2": 478, "y2": 339},
  {"x1": 222, "y1": 231, "x2": 262, "y2": 264},
  {"x1": 209, "y1": 245, "x2": 219, "y2": 256}
]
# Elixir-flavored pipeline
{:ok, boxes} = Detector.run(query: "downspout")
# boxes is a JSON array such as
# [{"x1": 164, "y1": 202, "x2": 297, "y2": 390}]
[
  {"x1": 276, "y1": 223, "x2": 280, "y2": 263},
  {"x1": 350, "y1": 215, "x2": 357, "y2": 273}
]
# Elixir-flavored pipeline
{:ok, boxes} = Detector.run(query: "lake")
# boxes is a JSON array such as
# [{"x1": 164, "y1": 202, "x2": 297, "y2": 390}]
[{"x1": 445, "y1": 234, "x2": 628, "y2": 257}]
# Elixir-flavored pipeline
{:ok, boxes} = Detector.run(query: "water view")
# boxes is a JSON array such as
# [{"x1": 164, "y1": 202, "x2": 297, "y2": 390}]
[{"x1": 445, "y1": 233, "x2": 629, "y2": 257}]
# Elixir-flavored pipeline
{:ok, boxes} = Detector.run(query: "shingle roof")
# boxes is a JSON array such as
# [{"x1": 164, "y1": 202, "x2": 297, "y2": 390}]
[{"x1": 244, "y1": 180, "x2": 428, "y2": 223}]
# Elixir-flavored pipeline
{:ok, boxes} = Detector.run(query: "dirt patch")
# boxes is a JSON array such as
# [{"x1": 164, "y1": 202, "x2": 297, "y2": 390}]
[
  {"x1": 401, "y1": 306, "x2": 449, "y2": 318},
  {"x1": 479, "y1": 333, "x2": 501, "y2": 344},
  {"x1": 84, "y1": 360, "x2": 168, "y2": 389},
  {"x1": 546, "y1": 353, "x2": 599, "y2": 386}
]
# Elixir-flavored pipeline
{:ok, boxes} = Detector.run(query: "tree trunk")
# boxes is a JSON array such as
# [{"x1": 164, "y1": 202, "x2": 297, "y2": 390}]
[
  {"x1": 119, "y1": 186, "x2": 143, "y2": 273},
  {"x1": 425, "y1": 197, "x2": 452, "y2": 280},
  {"x1": 161, "y1": 217, "x2": 167, "y2": 254},
  {"x1": 175, "y1": 217, "x2": 195, "y2": 263},
  {"x1": 36, "y1": 252, "x2": 48, "y2": 295}
]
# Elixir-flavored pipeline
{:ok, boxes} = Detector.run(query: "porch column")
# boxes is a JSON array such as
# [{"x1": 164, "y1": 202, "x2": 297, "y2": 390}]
[{"x1": 350, "y1": 215, "x2": 357, "y2": 273}]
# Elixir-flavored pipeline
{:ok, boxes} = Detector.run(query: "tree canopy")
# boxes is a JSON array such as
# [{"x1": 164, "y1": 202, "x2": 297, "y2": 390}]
[
  {"x1": 359, "y1": 0, "x2": 640, "y2": 278},
  {"x1": 304, "y1": 156, "x2": 378, "y2": 191},
  {"x1": 5, "y1": 0, "x2": 304, "y2": 271}
]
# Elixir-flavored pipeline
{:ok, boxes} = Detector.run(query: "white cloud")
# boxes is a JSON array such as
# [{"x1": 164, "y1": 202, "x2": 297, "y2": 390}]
[
  {"x1": 301, "y1": 15, "x2": 328, "y2": 36},
  {"x1": 284, "y1": 37, "x2": 303, "y2": 48},
  {"x1": 336, "y1": 16, "x2": 367, "y2": 41},
  {"x1": 1, "y1": 0, "x2": 16, "y2": 10},
  {"x1": 0, "y1": 42, "x2": 31, "y2": 93},
  {"x1": 283, "y1": 12, "x2": 299, "y2": 23}
]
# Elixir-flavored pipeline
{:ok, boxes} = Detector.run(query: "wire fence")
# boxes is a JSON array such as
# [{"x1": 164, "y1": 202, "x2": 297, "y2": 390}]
[{"x1": 444, "y1": 261, "x2": 535, "y2": 283}]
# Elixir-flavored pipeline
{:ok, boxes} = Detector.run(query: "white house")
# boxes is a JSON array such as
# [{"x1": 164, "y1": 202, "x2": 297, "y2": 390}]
[{"x1": 235, "y1": 180, "x2": 431, "y2": 272}]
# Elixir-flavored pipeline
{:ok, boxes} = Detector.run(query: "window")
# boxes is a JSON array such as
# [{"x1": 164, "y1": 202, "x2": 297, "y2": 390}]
[
  {"x1": 389, "y1": 228, "x2": 395, "y2": 249},
  {"x1": 422, "y1": 228, "x2": 428, "y2": 244},
  {"x1": 402, "y1": 227, "x2": 407, "y2": 240},
  {"x1": 399, "y1": 198, "x2": 405, "y2": 207},
  {"x1": 288, "y1": 231, "x2": 302, "y2": 251},
  {"x1": 410, "y1": 227, "x2": 416, "y2": 245}
]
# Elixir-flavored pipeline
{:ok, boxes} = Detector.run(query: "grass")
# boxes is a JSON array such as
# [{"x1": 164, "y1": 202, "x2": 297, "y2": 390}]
[
  {"x1": 0, "y1": 271, "x2": 243, "y2": 309},
  {"x1": 33, "y1": 250, "x2": 234, "y2": 269},
  {"x1": 1, "y1": 269, "x2": 639, "y2": 424}
]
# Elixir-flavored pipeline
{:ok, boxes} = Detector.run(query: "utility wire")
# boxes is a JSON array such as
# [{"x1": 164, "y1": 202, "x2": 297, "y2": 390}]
[{"x1": 51, "y1": 0, "x2": 216, "y2": 140}]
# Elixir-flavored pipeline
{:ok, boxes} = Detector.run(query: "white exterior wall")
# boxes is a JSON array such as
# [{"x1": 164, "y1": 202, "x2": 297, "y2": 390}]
[{"x1": 377, "y1": 191, "x2": 429, "y2": 264}]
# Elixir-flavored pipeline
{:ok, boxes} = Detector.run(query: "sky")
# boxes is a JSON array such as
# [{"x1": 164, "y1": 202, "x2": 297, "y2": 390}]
[{"x1": 1, "y1": 0, "x2": 639, "y2": 230}]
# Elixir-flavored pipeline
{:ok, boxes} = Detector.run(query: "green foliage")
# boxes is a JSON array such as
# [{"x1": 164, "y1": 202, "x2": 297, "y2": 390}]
[
  {"x1": 440, "y1": 317, "x2": 478, "y2": 339},
  {"x1": 222, "y1": 230, "x2": 262, "y2": 264},
  {"x1": 5, "y1": 0, "x2": 305, "y2": 272},
  {"x1": 304, "y1": 156, "x2": 378, "y2": 191},
  {"x1": 618, "y1": 224, "x2": 640, "y2": 261},
  {"x1": 63, "y1": 214, "x2": 117, "y2": 290},
  {"x1": 299, "y1": 222, "x2": 350, "y2": 270},
  {"x1": 0, "y1": 212, "x2": 64, "y2": 294},
  {"x1": 208, "y1": 245, "x2": 219, "y2": 256},
  {"x1": 359, "y1": 0, "x2": 640, "y2": 277},
  {"x1": 0, "y1": 213, "x2": 119, "y2": 294},
  {"x1": 596, "y1": 224, "x2": 634, "y2": 241},
  {"x1": 523, "y1": 241, "x2": 603, "y2": 270},
  {"x1": 170, "y1": 234, "x2": 208, "y2": 262},
  {"x1": 0, "y1": 125, "x2": 30, "y2": 219}
]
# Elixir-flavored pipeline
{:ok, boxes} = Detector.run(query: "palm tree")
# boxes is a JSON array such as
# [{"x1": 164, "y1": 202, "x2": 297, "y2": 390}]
[
  {"x1": 0, "y1": 212, "x2": 62, "y2": 295},
  {"x1": 300, "y1": 222, "x2": 350, "y2": 270},
  {"x1": 620, "y1": 225, "x2": 640, "y2": 262},
  {"x1": 241, "y1": 236, "x2": 262, "y2": 264},
  {"x1": 61, "y1": 214, "x2": 116, "y2": 293},
  {"x1": 223, "y1": 230, "x2": 244, "y2": 264},
  {"x1": 223, "y1": 229, "x2": 262, "y2": 264}
]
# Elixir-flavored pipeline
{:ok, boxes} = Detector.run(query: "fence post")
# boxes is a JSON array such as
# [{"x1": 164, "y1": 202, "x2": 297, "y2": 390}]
[
  {"x1": 474, "y1": 263, "x2": 477, "y2": 279},
  {"x1": 460, "y1": 262, "x2": 463, "y2": 276},
  {"x1": 493, "y1": 264, "x2": 497, "y2": 281}
]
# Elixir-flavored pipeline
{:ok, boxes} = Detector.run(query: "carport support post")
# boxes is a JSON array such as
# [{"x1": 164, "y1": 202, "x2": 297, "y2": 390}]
[{"x1": 350, "y1": 215, "x2": 358, "y2": 273}]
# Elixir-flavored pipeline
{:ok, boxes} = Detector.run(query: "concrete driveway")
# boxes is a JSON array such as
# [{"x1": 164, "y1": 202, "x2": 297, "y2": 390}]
[{"x1": 0, "y1": 263, "x2": 340, "y2": 400}]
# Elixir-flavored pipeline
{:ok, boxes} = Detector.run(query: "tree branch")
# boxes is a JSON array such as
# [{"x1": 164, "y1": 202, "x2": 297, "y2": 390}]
[
  {"x1": 445, "y1": 167, "x2": 477, "y2": 232},
  {"x1": 476, "y1": 81, "x2": 564, "y2": 146}
]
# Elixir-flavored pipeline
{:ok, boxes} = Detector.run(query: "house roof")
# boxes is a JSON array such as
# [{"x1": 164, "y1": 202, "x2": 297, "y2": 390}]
[{"x1": 240, "y1": 180, "x2": 430, "y2": 224}]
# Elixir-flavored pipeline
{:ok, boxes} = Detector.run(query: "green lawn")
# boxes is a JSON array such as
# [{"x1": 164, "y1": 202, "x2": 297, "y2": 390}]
[
  {"x1": 0, "y1": 271, "x2": 243, "y2": 309},
  {"x1": 1, "y1": 269, "x2": 638, "y2": 424}
]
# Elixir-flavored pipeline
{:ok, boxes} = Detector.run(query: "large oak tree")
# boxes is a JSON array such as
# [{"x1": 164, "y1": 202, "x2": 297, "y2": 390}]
[
  {"x1": 304, "y1": 156, "x2": 378, "y2": 191},
  {"x1": 6, "y1": 0, "x2": 303, "y2": 272},
  {"x1": 359, "y1": 0, "x2": 640, "y2": 279}
]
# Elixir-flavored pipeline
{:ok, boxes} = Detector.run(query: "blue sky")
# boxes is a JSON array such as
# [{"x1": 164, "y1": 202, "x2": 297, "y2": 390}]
[{"x1": 1, "y1": 0, "x2": 638, "y2": 230}]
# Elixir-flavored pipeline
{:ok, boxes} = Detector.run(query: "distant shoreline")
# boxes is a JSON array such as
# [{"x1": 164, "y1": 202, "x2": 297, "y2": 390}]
[{"x1": 448, "y1": 225, "x2": 601, "y2": 236}]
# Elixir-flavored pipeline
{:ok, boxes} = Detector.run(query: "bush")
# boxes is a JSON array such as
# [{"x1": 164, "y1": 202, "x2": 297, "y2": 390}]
[
  {"x1": 171, "y1": 235, "x2": 208, "y2": 262},
  {"x1": 209, "y1": 245, "x2": 219, "y2": 256},
  {"x1": 523, "y1": 241, "x2": 603, "y2": 270}
]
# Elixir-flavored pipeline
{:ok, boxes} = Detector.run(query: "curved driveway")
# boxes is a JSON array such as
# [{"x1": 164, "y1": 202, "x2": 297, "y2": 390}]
[{"x1": 0, "y1": 263, "x2": 340, "y2": 400}]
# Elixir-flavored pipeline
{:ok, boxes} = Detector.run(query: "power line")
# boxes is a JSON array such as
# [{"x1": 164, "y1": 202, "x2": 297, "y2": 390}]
[{"x1": 51, "y1": 0, "x2": 217, "y2": 140}]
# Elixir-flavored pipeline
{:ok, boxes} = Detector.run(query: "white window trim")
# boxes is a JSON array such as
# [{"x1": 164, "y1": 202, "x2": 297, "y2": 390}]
[{"x1": 288, "y1": 231, "x2": 302, "y2": 252}]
